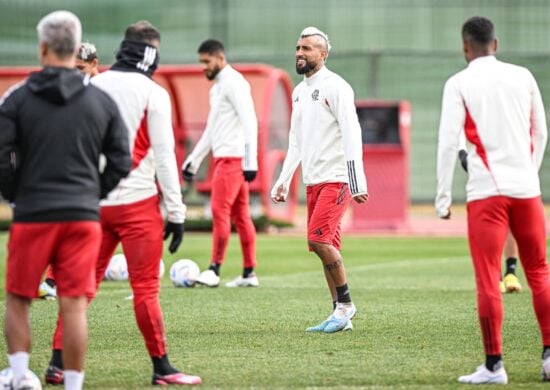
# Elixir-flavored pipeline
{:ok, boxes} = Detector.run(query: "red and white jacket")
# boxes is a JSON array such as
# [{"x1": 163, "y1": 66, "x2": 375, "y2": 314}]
[
  {"x1": 436, "y1": 56, "x2": 547, "y2": 218},
  {"x1": 92, "y1": 70, "x2": 186, "y2": 223}
]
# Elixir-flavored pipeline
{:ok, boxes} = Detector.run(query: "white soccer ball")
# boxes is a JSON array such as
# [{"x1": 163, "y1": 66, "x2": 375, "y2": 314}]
[
  {"x1": 159, "y1": 259, "x2": 165, "y2": 278},
  {"x1": 104, "y1": 253, "x2": 129, "y2": 281},
  {"x1": 170, "y1": 259, "x2": 200, "y2": 287},
  {"x1": 0, "y1": 367, "x2": 42, "y2": 390}
]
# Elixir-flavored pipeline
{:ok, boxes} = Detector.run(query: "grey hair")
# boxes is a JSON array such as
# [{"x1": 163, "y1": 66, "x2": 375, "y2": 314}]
[{"x1": 36, "y1": 10, "x2": 82, "y2": 58}]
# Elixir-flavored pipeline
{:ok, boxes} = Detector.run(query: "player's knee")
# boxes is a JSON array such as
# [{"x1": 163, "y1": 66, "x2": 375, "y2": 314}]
[{"x1": 308, "y1": 240, "x2": 328, "y2": 255}]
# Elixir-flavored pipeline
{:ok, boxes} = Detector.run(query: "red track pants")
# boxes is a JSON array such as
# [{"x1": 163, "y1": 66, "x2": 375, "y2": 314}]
[
  {"x1": 467, "y1": 196, "x2": 550, "y2": 355},
  {"x1": 210, "y1": 157, "x2": 256, "y2": 268},
  {"x1": 52, "y1": 195, "x2": 168, "y2": 357}
]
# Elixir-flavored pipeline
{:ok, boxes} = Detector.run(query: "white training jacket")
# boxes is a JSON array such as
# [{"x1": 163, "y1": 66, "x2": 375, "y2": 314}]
[
  {"x1": 271, "y1": 66, "x2": 368, "y2": 199},
  {"x1": 92, "y1": 70, "x2": 186, "y2": 223},
  {"x1": 183, "y1": 65, "x2": 258, "y2": 173},
  {"x1": 436, "y1": 56, "x2": 547, "y2": 218}
]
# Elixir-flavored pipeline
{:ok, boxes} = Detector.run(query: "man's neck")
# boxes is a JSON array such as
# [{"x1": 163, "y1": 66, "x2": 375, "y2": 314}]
[
  {"x1": 305, "y1": 63, "x2": 324, "y2": 78},
  {"x1": 42, "y1": 56, "x2": 75, "y2": 69}
]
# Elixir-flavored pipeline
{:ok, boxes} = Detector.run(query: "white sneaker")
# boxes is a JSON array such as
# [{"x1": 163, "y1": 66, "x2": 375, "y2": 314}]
[
  {"x1": 38, "y1": 281, "x2": 56, "y2": 300},
  {"x1": 458, "y1": 364, "x2": 508, "y2": 384},
  {"x1": 225, "y1": 273, "x2": 259, "y2": 288},
  {"x1": 195, "y1": 270, "x2": 220, "y2": 287},
  {"x1": 542, "y1": 355, "x2": 550, "y2": 381}
]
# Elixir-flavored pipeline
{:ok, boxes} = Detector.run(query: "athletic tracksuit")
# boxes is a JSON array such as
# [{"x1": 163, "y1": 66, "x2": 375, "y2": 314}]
[
  {"x1": 0, "y1": 66, "x2": 131, "y2": 299},
  {"x1": 183, "y1": 64, "x2": 258, "y2": 268},
  {"x1": 271, "y1": 66, "x2": 367, "y2": 247},
  {"x1": 436, "y1": 55, "x2": 550, "y2": 355},
  {"x1": 52, "y1": 68, "x2": 186, "y2": 358}
]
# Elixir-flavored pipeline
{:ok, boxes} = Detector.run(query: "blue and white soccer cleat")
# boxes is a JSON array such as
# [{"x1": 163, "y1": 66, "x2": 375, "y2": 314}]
[
  {"x1": 306, "y1": 318, "x2": 331, "y2": 333},
  {"x1": 306, "y1": 318, "x2": 353, "y2": 333},
  {"x1": 323, "y1": 302, "x2": 356, "y2": 333}
]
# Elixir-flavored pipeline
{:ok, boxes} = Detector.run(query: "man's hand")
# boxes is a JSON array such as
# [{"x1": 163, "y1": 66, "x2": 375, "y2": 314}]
[
  {"x1": 163, "y1": 222, "x2": 184, "y2": 254},
  {"x1": 352, "y1": 193, "x2": 369, "y2": 204},
  {"x1": 243, "y1": 170, "x2": 257, "y2": 182},
  {"x1": 271, "y1": 184, "x2": 286, "y2": 203},
  {"x1": 458, "y1": 149, "x2": 468, "y2": 172},
  {"x1": 182, "y1": 163, "x2": 194, "y2": 183}
]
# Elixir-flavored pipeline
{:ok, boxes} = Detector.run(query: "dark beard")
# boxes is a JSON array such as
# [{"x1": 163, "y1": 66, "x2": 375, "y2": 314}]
[
  {"x1": 296, "y1": 60, "x2": 314, "y2": 75},
  {"x1": 206, "y1": 66, "x2": 221, "y2": 80}
]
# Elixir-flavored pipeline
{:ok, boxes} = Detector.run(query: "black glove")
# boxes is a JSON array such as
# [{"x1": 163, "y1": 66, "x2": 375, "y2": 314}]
[
  {"x1": 458, "y1": 149, "x2": 468, "y2": 172},
  {"x1": 182, "y1": 163, "x2": 194, "y2": 183},
  {"x1": 163, "y1": 222, "x2": 184, "y2": 254},
  {"x1": 243, "y1": 170, "x2": 257, "y2": 182}
]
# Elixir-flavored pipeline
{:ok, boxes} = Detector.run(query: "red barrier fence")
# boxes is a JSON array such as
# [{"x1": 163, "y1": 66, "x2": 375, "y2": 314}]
[{"x1": 0, "y1": 64, "x2": 299, "y2": 226}]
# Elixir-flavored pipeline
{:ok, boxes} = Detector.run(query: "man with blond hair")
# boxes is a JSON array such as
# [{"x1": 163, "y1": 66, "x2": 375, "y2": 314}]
[{"x1": 272, "y1": 27, "x2": 368, "y2": 333}]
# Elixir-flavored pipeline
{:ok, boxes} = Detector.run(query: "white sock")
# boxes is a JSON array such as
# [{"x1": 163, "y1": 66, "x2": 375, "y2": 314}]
[
  {"x1": 64, "y1": 370, "x2": 85, "y2": 390},
  {"x1": 8, "y1": 351, "x2": 29, "y2": 384}
]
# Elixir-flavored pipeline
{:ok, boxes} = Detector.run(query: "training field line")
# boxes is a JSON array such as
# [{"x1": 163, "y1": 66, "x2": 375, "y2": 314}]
[{"x1": 261, "y1": 256, "x2": 471, "y2": 284}]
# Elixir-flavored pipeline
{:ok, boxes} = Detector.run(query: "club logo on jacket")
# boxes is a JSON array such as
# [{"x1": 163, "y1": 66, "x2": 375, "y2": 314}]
[{"x1": 311, "y1": 89, "x2": 319, "y2": 101}]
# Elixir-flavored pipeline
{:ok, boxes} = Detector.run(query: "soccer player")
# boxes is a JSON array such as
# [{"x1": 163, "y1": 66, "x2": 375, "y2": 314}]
[
  {"x1": 46, "y1": 21, "x2": 201, "y2": 386},
  {"x1": 458, "y1": 138, "x2": 522, "y2": 294},
  {"x1": 271, "y1": 27, "x2": 368, "y2": 333},
  {"x1": 0, "y1": 10, "x2": 131, "y2": 390},
  {"x1": 38, "y1": 41, "x2": 102, "y2": 302},
  {"x1": 182, "y1": 39, "x2": 259, "y2": 288},
  {"x1": 436, "y1": 16, "x2": 550, "y2": 384},
  {"x1": 75, "y1": 42, "x2": 99, "y2": 77}
]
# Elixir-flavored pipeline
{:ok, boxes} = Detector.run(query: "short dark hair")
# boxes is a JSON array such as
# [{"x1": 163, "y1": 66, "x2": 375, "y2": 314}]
[
  {"x1": 462, "y1": 16, "x2": 495, "y2": 45},
  {"x1": 124, "y1": 20, "x2": 161, "y2": 44},
  {"x1": 197, "y1": 39, "x2": 225, "y2": 55}
]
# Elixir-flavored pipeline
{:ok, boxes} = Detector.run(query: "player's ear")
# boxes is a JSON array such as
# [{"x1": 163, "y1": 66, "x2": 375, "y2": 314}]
[{"x1": 492, "y1": 38, "x2": 498, "y2": 53}]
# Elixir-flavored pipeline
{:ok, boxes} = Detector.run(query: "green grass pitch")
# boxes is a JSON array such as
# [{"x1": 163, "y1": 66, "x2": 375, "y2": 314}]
[{"x1": 0, "y1": 232, "x2": 548, "y2": 389}]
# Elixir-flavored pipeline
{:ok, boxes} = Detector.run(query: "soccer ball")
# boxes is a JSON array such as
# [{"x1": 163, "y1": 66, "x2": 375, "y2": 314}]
[
  {"x1": 170, "y1": 259, "x2": 200, "y2": 287},
  {"x1": 0, "y1": 367, "x2": 42, "y2": 389},
  {"x1": 104, "y1": 253, "x2": 129, "y2": 281},
  {"x1": 159, "y1": 259, "x2": 165, "y2": 278}
]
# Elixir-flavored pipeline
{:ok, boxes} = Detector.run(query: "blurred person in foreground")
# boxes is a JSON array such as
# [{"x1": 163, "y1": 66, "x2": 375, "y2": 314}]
[
  {"x1": 182, "y1": 39, "x2": 259, "y2": 288},
  {"x1": 271, "y1": 27, "x2": 368, "y2": 333},
  {"x1": 38, "y1": 41, "x2": 102, "y2": 301},
  {"x1": 0, "y1": 10, "x2": 131, "y2": 390},
  {"x1": 436, "y1": 16, "x2": 550, "y2": 384},
  {"x1": 45, "y1": 20, "x2": 201, "y2": 386}
]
